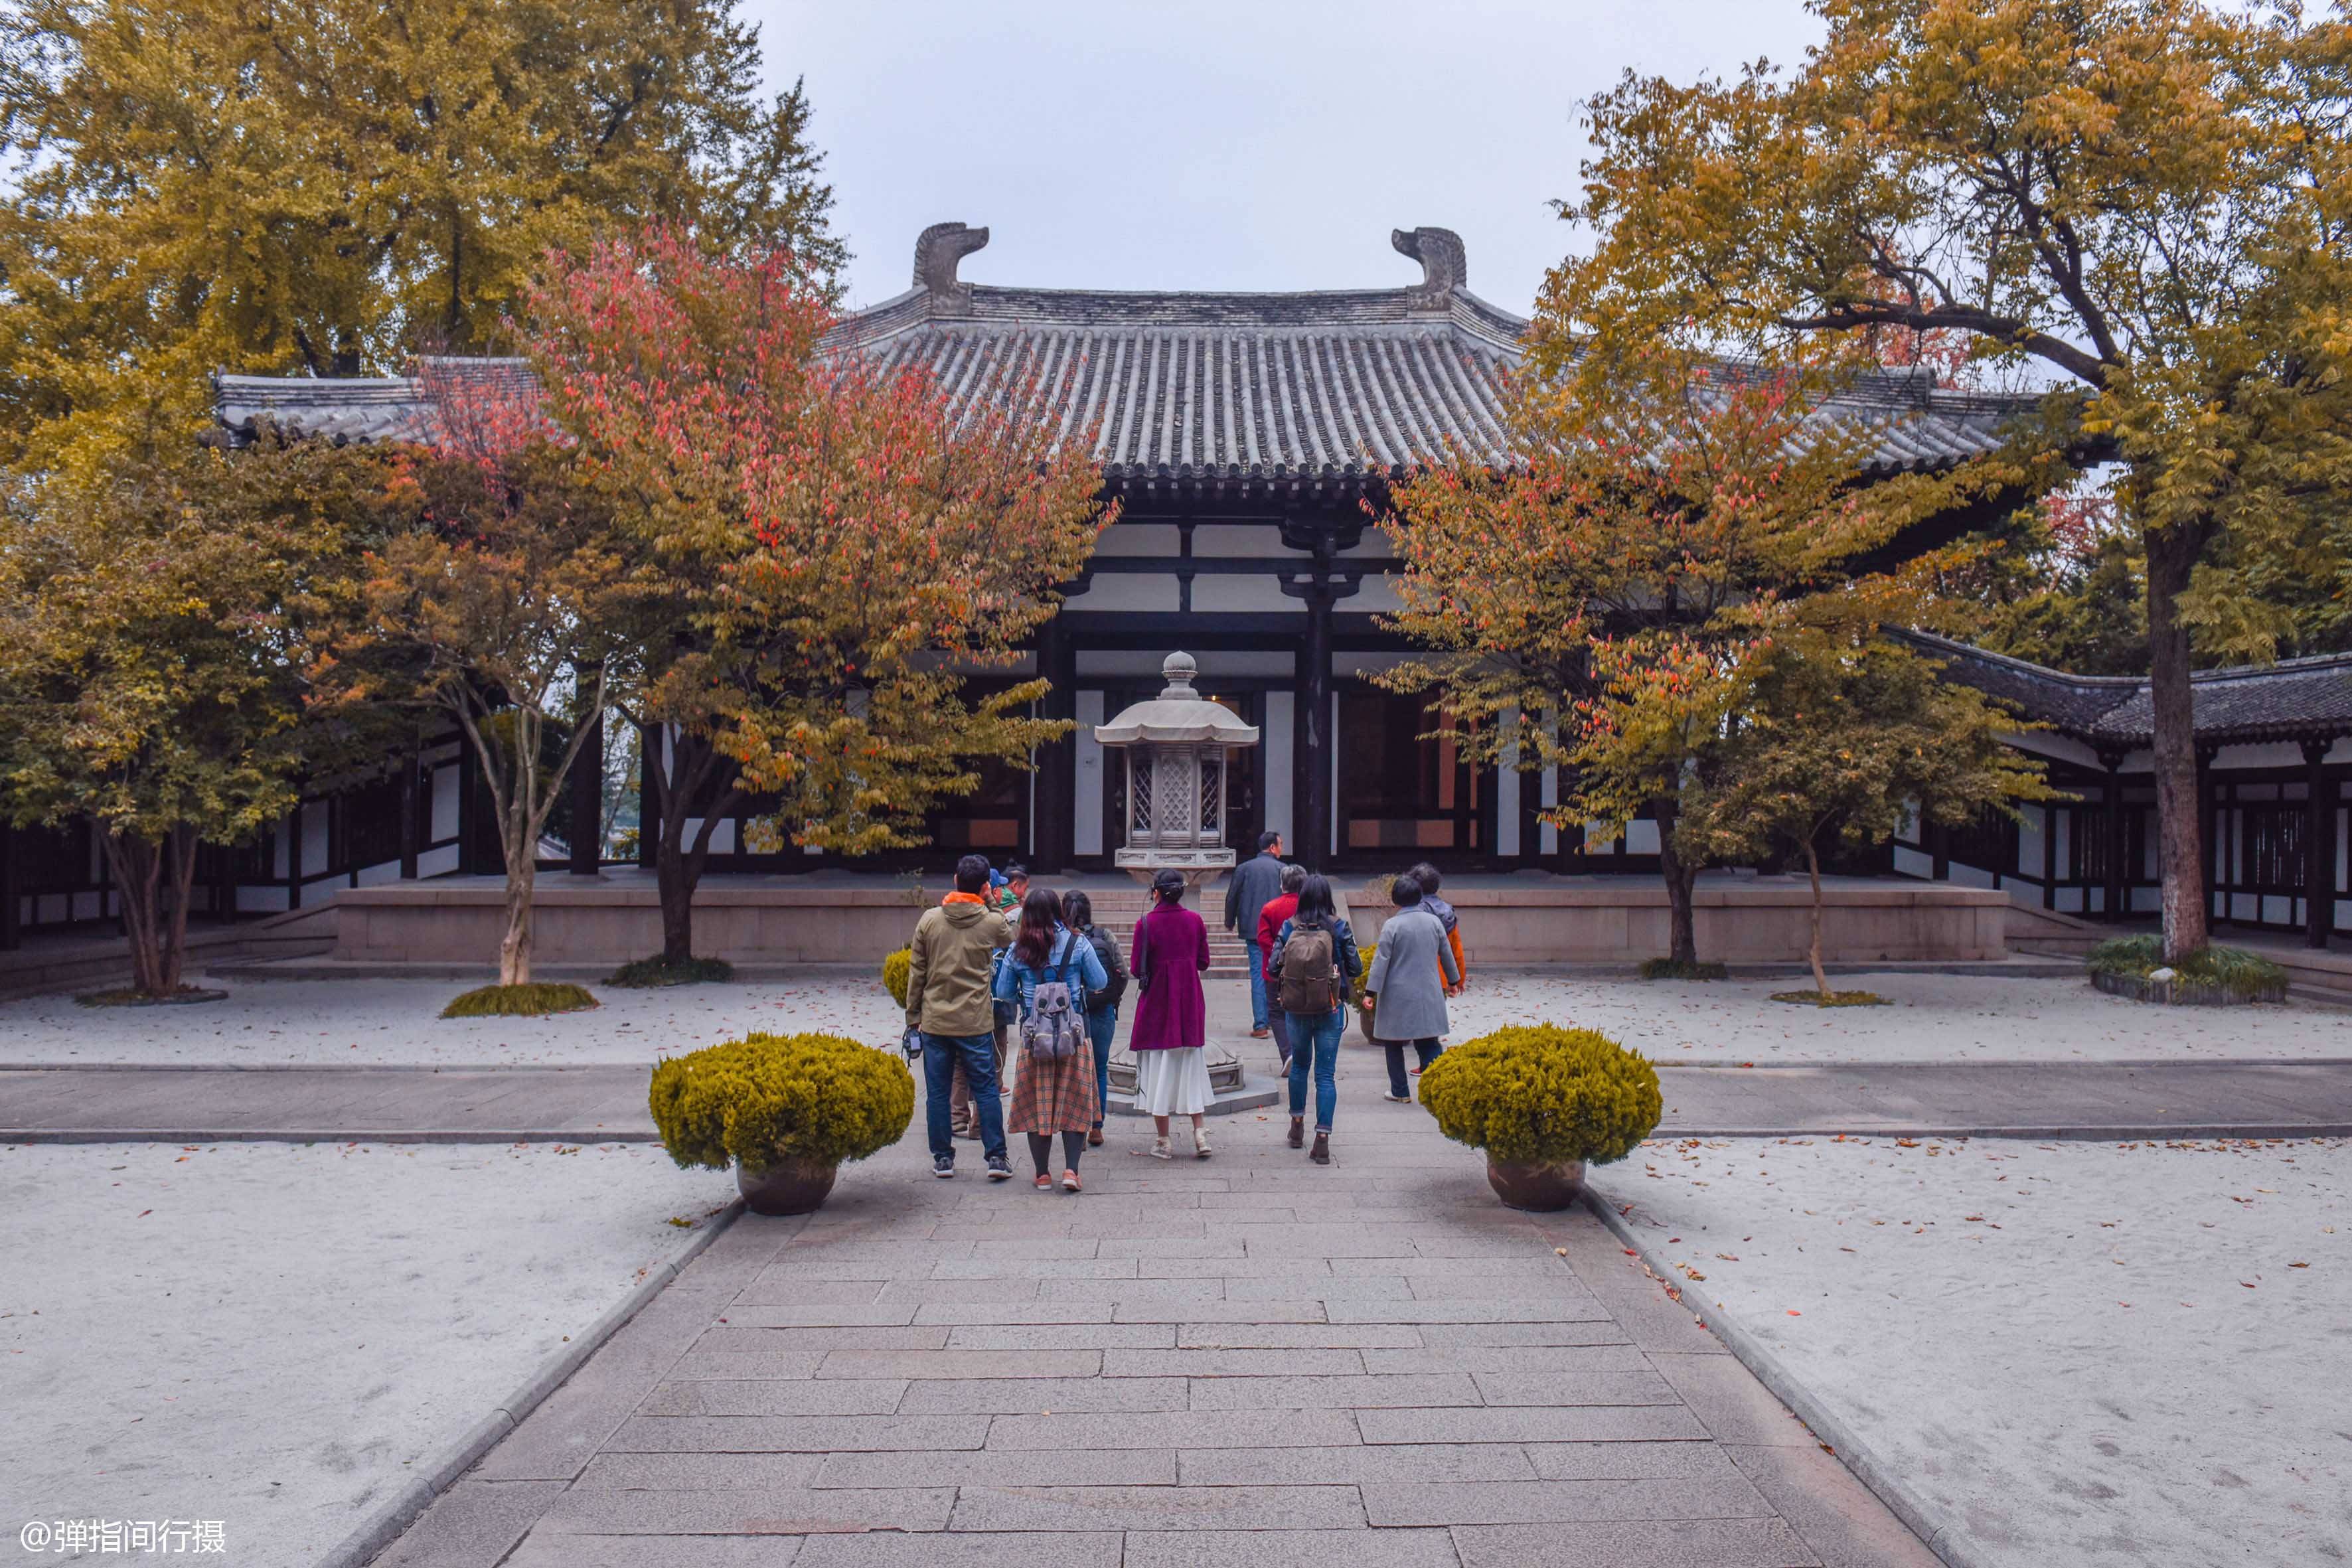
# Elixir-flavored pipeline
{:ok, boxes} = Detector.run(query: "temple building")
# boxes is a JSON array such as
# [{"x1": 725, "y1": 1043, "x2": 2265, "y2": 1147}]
[{"x1": 3, "y1": 224, "x2": 2347, "y2": 957}]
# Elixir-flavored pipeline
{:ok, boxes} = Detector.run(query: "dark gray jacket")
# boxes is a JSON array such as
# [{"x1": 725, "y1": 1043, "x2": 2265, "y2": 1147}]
[{"x1": 1222, "y1": 852, "x2": 1288, "y2": 937}]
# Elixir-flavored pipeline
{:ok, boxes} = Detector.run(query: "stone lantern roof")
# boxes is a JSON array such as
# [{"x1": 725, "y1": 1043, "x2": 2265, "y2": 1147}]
[{"x1": 1094, "y1": 654, "x2": 1260, "y2": 747}]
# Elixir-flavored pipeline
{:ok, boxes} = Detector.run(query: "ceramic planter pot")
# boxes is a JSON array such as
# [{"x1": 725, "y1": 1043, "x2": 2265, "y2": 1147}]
[
  {"x1": 736, "y1": 1154, "x2": 839, "y2": 1216},
  {"x1": 1484, "y1": 1156, "x2": 1587, "y2": 1212}
]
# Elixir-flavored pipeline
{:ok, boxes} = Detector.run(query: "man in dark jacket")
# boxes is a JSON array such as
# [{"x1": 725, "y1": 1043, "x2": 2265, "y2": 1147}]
[{"x1": 1223, "y1": 830, "x2": 1287, "y2": 1037}]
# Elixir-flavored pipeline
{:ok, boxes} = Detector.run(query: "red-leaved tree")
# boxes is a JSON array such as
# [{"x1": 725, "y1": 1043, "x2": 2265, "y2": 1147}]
[{"x1": 523, "y1": 232, "x2": 1111, "y2": 967}]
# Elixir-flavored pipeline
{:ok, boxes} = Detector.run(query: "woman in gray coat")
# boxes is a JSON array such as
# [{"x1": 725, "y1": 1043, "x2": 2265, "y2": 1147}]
[{"x1": 1364, "y1": 873, "x2": 1461, "y2": 1101}]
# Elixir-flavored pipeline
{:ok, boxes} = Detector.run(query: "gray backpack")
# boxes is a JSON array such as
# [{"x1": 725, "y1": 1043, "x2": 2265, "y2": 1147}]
[{"x1": 1021, "y1": 950, "x2": 1087, "y2": 1062}]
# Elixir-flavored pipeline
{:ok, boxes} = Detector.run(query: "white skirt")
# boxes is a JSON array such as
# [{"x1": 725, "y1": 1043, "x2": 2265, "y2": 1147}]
[{"x1": 1133, "y1": 1047, "x2": 1213, "y2": 1116}]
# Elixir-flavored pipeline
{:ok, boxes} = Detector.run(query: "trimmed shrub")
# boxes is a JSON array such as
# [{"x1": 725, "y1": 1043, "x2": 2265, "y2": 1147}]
[
  {"x1": 2084, "y1": 935, "x2": 2288, "y2": 1004},
  {"x1": 1417, "y1": 1025, "x2": 1662, "y2": 1167},
  {"x1": 607, "y1": 955, "x2": 735, "y2": 988},
  {"x1": 882, "y1": 947, "x2": 913, "y2": 1009},
  {"x1": 1638, "y1": 957, "x2": 1729, "y2": 981},
  {"x1": 649, "y1": 1032, "x2": 914, "y2": 1174},
  {"x1": 440, "y1": 982, "x2": 598, "y2": 1018}
]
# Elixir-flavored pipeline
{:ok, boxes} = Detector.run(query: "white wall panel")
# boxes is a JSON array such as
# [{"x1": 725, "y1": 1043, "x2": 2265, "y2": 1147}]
[{"x1": 1075, "y1": 691, "x2": 1106, "y2": 857}]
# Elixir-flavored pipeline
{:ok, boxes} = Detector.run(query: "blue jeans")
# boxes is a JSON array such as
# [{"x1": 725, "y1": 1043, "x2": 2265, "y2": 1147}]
[
  {"x1": 923, "y1": 1032, "x2": 1005, "y2": 1162},
  {"x1": 1085, "y1": 1006, "x2": 1117, "y2": 1125},
  {"x1": 1385, "y1": 1038, "x2": 1443, "y2": 1098},
  {"x1": 1243, "y1": 937, "x2": 1269, "y2": 1030},
  {"x1": 1285, "y1": 1008, "x2": 1345, "y2": 1131}
]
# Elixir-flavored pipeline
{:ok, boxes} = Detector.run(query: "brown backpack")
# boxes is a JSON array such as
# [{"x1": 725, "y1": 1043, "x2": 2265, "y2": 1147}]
[{"x1": 1277, "y1": 925, "x2": 1342, "y2": 1016}]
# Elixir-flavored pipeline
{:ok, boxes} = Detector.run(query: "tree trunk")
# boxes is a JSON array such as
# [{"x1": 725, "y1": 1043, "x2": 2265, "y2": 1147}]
[
  {"x1": 501, "y1": 848, "x2": 535, "y2": 986},
  {"x1": 1803, "y1": 840, "x2": 1830, "y2": 1000},
  {"x1": 1655, "y1": 799, "x2": 1701, "y2": 966},
  {"x1": 2145, "y1": 526, "x2": 2210, "y2": 962},
  {"x1": 100, "y1": 828, "x2": 200, "y2": 997}
]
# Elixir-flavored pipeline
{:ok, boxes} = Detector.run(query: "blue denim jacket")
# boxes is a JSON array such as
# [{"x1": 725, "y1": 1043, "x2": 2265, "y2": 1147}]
[{"x1": 991, "y1": 926, "x2": 1111, "y2": 1017}]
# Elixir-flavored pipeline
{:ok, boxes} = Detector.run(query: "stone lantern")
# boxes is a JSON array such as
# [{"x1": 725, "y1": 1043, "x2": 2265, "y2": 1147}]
[{"x1": 1094, "y1": 652, "x2": 1260, "y2": 889}]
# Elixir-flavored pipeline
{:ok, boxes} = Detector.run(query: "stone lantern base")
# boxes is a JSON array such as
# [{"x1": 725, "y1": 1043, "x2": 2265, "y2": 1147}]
[{"x1": 1113, "y1": 846, "x2": 1236, "y2": 892}]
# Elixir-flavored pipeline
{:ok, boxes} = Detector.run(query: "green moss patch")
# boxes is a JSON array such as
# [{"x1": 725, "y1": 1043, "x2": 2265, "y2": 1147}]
[
  {"x1": 439, "y1": 982, "x2": 600, "y2": 1018},
  {"x1": 1768, "y1": 989, "x2": 1888, "y2": 1007},
  {"x1": 1639, "y1": 958, "x2": 1730, "y2": 981},
  {"x1": 76, "y1": 986, "x2": 228, "y2": 1007},
  {"x1": 605, "y1": 955, "x2": 735, "y2": 988}
]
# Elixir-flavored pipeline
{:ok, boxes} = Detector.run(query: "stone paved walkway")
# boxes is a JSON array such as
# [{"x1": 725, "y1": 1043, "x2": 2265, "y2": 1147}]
[
  {"x1": 374, "y1": 1098, "x2": 1935, "y2": 1568},
  {"x1": 8, "y1": 1059, "x2": 2352, "y2": 1142}
]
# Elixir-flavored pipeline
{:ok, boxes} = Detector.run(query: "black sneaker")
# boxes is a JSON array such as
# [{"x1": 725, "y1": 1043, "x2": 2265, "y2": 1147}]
[
  {"x1": 984, "y1": 1154, "x2": 1012, "y2": 1182},
  {"x1": 933, "y1": 1154, "x2": 955, "y2": 1179}
]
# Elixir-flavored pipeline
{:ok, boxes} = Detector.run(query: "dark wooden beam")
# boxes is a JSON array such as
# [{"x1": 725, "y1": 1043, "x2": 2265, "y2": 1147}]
[
  {"x1": 2305, "y1": 739, "x2": 2333, "y2": 949},
  {"x1": 570, "y1": 707, "x2": 604, "y2": 876}
]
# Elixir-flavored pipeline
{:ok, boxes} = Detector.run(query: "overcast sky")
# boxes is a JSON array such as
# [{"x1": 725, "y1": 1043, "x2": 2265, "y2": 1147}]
[{"x1": 747, "y1": 0, "x2": 1828, "y2": 315}]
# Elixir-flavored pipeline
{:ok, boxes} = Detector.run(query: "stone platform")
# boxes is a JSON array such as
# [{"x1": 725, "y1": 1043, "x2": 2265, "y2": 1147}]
[{"x1": 315, "y1": 871, "x2": 2012, "y2": 970}]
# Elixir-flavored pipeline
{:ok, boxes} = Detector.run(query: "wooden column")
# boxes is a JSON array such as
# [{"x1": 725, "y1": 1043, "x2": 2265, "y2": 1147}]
[
  {"x1": 0, "y1": 826, "x2": 19, "y2": 951},
  {"x1": 286, "y1": 801, "x2": 303, "y2": 911},
  {"x1": 569, "y1": 706, "x2": 604, "y2": 876},
  {"x1": 637, "y1": 724, "x2": 661, "y2": 869},
  {"x1": 1300, "y1": 591, "x2": 1332, "y2": 864},
  {"x1": 2099, "y1": 752, "x2": 2126, "y2": 923},
  {"x1": 1032, "y1": 619, "x2": 1077, "y2": 872},
  {"x1": 399, "y1": 742, "x2": 422, "y2": 880},
  {"x1": 2196, "y1": 742, "x2": 2221, "y2": 932},
  {"x1": 2041, "y1": 802, "x2": 2058, "y2": 909},
  {"x1": 2304, "y1": 738, "x2": 2333, "y2": 949}
]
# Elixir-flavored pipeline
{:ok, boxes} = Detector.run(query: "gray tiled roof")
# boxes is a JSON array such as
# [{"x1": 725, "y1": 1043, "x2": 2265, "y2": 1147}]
[
  {"x1": 214, "y1": 227, "x2": 2033, "y2": 483},
  {"x1": 1903, "y1": 630, "x2": 2352, "y2": 745}
]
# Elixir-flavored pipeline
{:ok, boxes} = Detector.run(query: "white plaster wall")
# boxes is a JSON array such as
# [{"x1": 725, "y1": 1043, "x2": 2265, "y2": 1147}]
[{"x1": 1075, "y1": 691, "x2": 1105, "y2": 856}]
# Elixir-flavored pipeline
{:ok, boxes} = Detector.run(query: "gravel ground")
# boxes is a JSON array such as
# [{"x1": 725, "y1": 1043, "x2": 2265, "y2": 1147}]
[
  {"x1": 0, "y1": 974, "x2": 903, "y2": 1067},
  {"x1": 1591, "y1": 1136, "x2": 2352, "y2": 1567},
  {"x1": 1446, "y1": 971, "x2": 2352, "y2": 1063},
  {"x1": 7, "y1": 969, "x2": 2349, "y2": 1069},
  {"x1": 0, "y1": 1141, "x2": 731, "y2": 1567}
]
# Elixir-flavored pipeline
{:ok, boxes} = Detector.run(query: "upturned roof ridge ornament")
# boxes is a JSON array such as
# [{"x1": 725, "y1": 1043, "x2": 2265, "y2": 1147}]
[
  {"x1": 1392, "y1": 226, "x2": 1466, "y2": 313},
  {"x1": 913, "y1": 221, "x2": 989, "y2": 315}
]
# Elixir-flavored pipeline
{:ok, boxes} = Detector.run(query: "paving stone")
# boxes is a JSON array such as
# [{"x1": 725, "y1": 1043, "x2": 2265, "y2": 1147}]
[
  {"x1": 1522, "y1": 1443, "x2": 1748, "y2": 1482},
  {"x1": 815, "y1": 1447, "x2": 1179, "y2": 1489},
  {"x1": 532, "y1": 1487, "x2": 956, "y2": 1534},
  {"x1": 1187, "y1": 1373, "x2": 1482, "y2": 1411},
  {"x1": 946, "y1": 1483, "x2": 1366, "y2": 1531},
  {"x1": 1176, "y1": 1322, "x2": 1421, "y2": 1349},
  {"x1": 1095, "y1": 1236, "x2": 1246, "y2": 1259},
  {"x1": 1357, "y1": 1407, "x2": 1710, "y2": 1445},
  {"x1": 796, "y1": 1532, "x2": 1126, "y2": 1568},
  {"x1": 663, "y1": 1352, "x2": 828, "y2": 1381},
  {"x1": 943, "y1": 1323, "x2": 1176, "y2": 1350},
  {"x1": 1105, "y1": 1348, "x2": 1365, "y2": 1377},
  {"x1": 1413, "y1": 1322, "x2": 1633, "y2": 1349},
  {"x1": 1231, "y1": 1225, "x2": 1421, "y2": 1256},
  {"x1": 1325, "y1": 1298, "x2": 1615, "y2": 1324},
  {"x1": 505, "y1": 1530, "x2": 804, "y2": 1568},
  {"x1": 1450, "y1": 1518, "x2": 1822, "y2": 1567},
  {"x1": 1330, "y1": 1256, "x2": 1577, "y2": 1279},
  {"x1": 1054, "y1": 1277, "x2": 1231, "y2": 1303},
  {"x1": 1368, "y1": 1476, "x2": 1776, "y2": 1526},
  {"x1": 895, "y1": 1375, "x2": 1188, "y2": 1414},
  {"x1": 929, "y1": 1257, "x2": 1139, "y2": 1279},
  {"x1": 984, "y1": 1409, "x2": 1362, "y2": 1449},
  {"x1": 716, "y1": 1304, "x2": 923, "y2": 1328},
  {"x1": 874, "y1": 1277, "x2": 1043, "y2": 1304},
  {"x1": 728, "y1": 1281, "x2": 892, "y2": 1304},
  {"x1": 1135, "y1": 1255, "x2": 1334, "y2": 1279},
  {"x1": 1721, "y1": 1445, "x2": 1944, "y2": 1568},
  {"x1": 692, "y1": 1326, "x2": 950, "y2": 1354},
  {"x1": 1570, "y1": 1281, "x2": 1729, "y2": 1357},
  {"x1": 573, "y1": 1453, "x2": 825, "y2": 1490},
  {"x1": 815, "y1": 1348, "x2": 1101, "y2": 1379},
  {"x1": 1178, "y1": 1444, "x2": 1538, "y2": 1486},
  {"x1": 374, "y1": 1479, "x2": 564, "y2": 1568},
  {"x1": 1365, "y1": 1345, "x2": 1654, "y2": 1376},
  {"x1": 1115, "y1": 1300, "x2": 1326, "y2": 1324},
  {"x1": 666, "y1": 1217, "x2": 808, "y2": 1294},
  {"x1": 1228, "y1": 1273, "x2": 1417, "y2": 1301},
  {"x1": 1121, "y1": 1527, "x2": 1461, "y2": 1568},
  {"x1": 473, "y1": 1282, "x2": 722, "y2": 1482},
  {"x1": 603, "y1": 1415, "x2": 988, "y2": 1452},
  {"x1": 910, "y1": 1301, "x2": 1118, "y2": 1326},
  {"x1": 1470, "y1": 1370, "x2": 1682, "y2": 1407},
  {"x1": 635, "y1": 1379, "x2": 907, "y2": 1417},
  {"x1": 1648, "y1": 1356, "x2": 1819, "y2": 1447}
]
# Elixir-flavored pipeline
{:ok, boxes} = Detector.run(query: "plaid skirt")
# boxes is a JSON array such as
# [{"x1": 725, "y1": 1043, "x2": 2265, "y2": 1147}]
[{"x1": 1006, "y1": 1036, "x2": 1102, "y2": 1135}]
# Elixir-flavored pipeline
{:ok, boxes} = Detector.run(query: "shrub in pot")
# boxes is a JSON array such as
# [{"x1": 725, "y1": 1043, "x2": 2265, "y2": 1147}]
[
  {"x1": 649, "y1": 1032, "x2": 915, "y2": 1215},
  {"x1": 1417, "y1": 1025, "x2": 1662, "y2": 1211},
  {"x1": 882, "y1": 948, "x2": 913, "y2": 1010}
]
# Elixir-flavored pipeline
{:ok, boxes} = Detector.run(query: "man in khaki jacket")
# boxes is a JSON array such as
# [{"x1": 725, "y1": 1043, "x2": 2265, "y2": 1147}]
[{"x1": 907, "y1": 854, "x2": 1014, "y2": 1180}]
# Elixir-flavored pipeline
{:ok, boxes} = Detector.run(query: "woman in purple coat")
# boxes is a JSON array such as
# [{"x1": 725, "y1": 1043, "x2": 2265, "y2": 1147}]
[{"x1": 1128, "y1": 868, "x2": 1214, "y2": 1159}]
